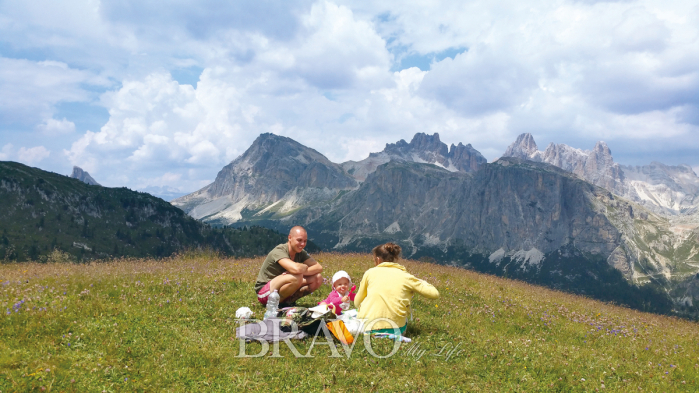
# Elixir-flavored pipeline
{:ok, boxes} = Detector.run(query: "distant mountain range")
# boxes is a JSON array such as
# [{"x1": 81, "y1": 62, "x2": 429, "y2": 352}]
[
  {"x1": 0, "y1": 161, "x2": 317, "y2": 262},
  {"x1": 70, "y1": 166, "x2": 187, "y2": 201},
  {"x1": 172, "y1": 132, "x2": 699, "y2": 316},
  {"x1": 502, "y1": 133, "x2": 699, "y2": 216}
]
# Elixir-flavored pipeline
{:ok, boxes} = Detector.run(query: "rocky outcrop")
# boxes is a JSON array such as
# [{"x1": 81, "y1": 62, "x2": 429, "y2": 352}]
[
  {"x1": 502, "y1": 133, "x2": 540, "y2": 160},
  {"x1": 174, "y1": 132, "x2": 488, "y2": 224},
  {"x1": 311, "y1": 158, "x2": 623, "y2": 262},
  {"x1": 341, "y1": 132, "x2": 487, "y2": 181},
  {"x1": 621, "y1": 162, "x2": 699, "y2": 214},
  {"x1": 172, "y1": 133, "x2": 357, "y2": 224},
  {"x1": 70, "y1": 166, "x2": 100, "y2": 186},
  {"x1": 502, "y1": 133, "x2": 699, "y2": 216},
  {"x1": 291, "y1": 158, "x2": 699, "y2": 303}
]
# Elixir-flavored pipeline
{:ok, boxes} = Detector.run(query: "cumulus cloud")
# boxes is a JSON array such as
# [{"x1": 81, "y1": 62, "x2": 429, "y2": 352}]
[
  {"x1": 0, "y1": 58, "x2": 95, "y2": 126},
  {"x1": 0, "y1": 144, "x2": 51, "y2": 166},
  {"x1": 283, "y1": 1, "x2": 392, "y2": 89},
  {"x1": 17, "y1": 146, "x2": 51, "y2": 165},
  {"x1": 37, "y1": 118, "x2": 76, "y2": 135},
  {"x1": 418, "y1": 47, "x2": 538, "y2": 116},
  {"x1": 2, "y1": 0, "x2": 699, "y2": 191},
  {"x1": 0, "y1": 144, "x2": 12, "y2": 161}
]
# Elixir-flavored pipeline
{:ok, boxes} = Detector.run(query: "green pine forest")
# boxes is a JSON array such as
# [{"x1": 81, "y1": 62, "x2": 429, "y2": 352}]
[{"x1": 0, "y1": 161, "x2": 317, "y2": 263}]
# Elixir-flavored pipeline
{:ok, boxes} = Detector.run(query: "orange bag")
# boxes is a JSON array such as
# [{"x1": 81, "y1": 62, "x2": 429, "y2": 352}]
[{"x1": 326, "y1": 320, "x2": 354, "y2": 345}]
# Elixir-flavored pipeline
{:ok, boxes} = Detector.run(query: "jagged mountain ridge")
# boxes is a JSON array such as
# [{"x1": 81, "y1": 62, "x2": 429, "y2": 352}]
[
  {"x1": 502, "y1": 133, "x2": 699, "y2": 216},
  {"x1": 172, "y1": 133, "x2": 358, "y2": 224},
  {"x1": 171, "y1": 133, "x2": 699, "y2": 314},
  {"x1": 341, "y1": 132, "x2": 487, "y2": 181},
  {"x1": 298, "y1": 158, "x2": 698, "y2": 283},
  {"x1": 172, "y1": 132, "x2": 486, "y2": 225}
]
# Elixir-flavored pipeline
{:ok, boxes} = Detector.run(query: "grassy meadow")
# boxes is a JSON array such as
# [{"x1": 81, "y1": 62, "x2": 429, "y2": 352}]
[{"x1": 2, "y1": 251, "x2": 699, "y2": 392}]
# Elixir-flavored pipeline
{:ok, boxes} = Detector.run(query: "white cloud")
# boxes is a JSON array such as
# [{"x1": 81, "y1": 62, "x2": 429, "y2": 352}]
[
  {"x1": 419, "y1": 47, "x2": 538, "y2": 116},
  {"x1": 0, "y1": 58, "x2": 95, "y2": 125},
  {"x1": 284, "y1": 1, "x2": 392, "y2": 89},
  {"x1": 37, "y1": 118, "x2": 76, "y2": 135},
  {"x1": 2, "y1": 0, "x2": 699, "y2": 191},
  {"x1": 16, "y1": 146, "x2": 51, "y2": 166},
  {"x1": 134, "y1": 171, "x2": 182, "y2": 190},
  {"x1": 0, "y1": 144, "x2": 13, "y2": 160}
]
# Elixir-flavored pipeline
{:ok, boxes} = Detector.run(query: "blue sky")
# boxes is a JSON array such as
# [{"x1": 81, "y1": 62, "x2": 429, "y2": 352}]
[{"x1": 1, "y1": 0, "x2": 698, "y2": 197}]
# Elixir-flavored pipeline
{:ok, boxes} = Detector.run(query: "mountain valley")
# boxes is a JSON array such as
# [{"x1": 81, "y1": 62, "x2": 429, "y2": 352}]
[{"x1": 172, "y1": 132, "x2": 699, "y2": 316}]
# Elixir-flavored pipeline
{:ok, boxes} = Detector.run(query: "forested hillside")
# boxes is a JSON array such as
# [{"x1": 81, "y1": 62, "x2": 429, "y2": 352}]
[{"x1": 0, "y1": 161, "x2": 317, "y2": 262}]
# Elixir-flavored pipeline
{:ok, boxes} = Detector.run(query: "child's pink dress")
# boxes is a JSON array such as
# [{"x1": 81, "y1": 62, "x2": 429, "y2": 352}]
[{"x1": 320, "y1": 285, "x2": 356, "y2": 315}]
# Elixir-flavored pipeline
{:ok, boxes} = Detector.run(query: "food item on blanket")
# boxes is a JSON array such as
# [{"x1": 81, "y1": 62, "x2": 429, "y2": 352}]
[{"x1": 235, "y1": 307, "x2": 253, "y2": 319}]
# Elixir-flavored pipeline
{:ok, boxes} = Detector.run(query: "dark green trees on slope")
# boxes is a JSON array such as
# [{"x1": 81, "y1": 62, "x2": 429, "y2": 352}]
[{"x1": 0, "y1": 161, "x2": 315, "y2": 262}]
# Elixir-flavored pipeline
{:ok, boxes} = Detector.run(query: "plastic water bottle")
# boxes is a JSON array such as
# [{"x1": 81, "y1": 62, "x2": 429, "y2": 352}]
[{"x1": 263, "y1": 290, "x2": 280, "y2": 320}]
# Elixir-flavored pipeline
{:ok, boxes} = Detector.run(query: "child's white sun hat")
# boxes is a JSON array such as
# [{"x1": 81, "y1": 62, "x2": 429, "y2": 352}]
[{"x1": 332, "y1": 270, "x2": 351, "y2": 286}]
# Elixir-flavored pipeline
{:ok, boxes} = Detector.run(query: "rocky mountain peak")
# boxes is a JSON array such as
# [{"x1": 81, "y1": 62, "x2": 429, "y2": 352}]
[
  {"x1": 593, "y1": 141, "x2": 612, "y2": 155},
  {"x1": 502, "y1": 134, "x2": 699, "y2": 216},
  {"x1": 503, "y1": 133, "x2": 539, "y2": 160},
  {"x1": 70, "y1": 166, "x2": 100, "y2": 186},
  {"x1": 409, "y1": 132, "x2": 449, "y2": 156},
  {"x1": 172, "y1": 133, "x2": 357, "y2": 223},
  {"x1": 344, "y1": 133, "x2": 487, "y2": 181}
]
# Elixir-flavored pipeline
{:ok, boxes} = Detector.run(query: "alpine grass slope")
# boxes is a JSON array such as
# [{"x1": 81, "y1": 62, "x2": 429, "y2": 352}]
[{"x1": 1, "y1": 252, "x2": 698, "y2": 391}]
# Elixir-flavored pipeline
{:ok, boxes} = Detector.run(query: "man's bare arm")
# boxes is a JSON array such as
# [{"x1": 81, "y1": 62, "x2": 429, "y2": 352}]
[
  {"x1": 278, "y1": 258, "x2": 308, "y2": 274},
  {"x1": 303, "y1": 257, "x2": 323, "y2": 276}
]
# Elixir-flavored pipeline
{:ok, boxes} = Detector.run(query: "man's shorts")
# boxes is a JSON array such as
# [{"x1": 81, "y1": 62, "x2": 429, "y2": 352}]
[{"x1": 257, "y1": 281, "x2": 272, "y2": 306}]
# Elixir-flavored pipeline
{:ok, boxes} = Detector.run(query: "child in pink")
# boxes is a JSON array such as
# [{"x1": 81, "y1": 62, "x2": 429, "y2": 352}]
[{"x1": 320, "y1": 271, "x2": 356, "y2": 315}]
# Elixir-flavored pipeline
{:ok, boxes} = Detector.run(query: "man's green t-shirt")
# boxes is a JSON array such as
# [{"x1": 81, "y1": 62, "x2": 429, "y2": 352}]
[{"x1": 254, "y1": 243, "x2": 311, "y2": 293}]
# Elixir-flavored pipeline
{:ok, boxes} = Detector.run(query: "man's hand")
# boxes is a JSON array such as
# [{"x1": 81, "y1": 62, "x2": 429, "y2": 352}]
[
  {"x1": 303, "y1": 257, "x2": 323, "y2": 276},
  {"x1": 278, "y1": 258, "x2": 309, "y2": 274}
]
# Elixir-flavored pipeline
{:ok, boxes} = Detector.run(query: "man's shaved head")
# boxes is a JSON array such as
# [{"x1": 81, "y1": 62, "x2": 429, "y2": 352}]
[
  {"x1": 288, "y1": 226, "x2": 308, "y2": 254},
  {"x1": 289, "y1": 226, "x2": 307, "y2": 236}
]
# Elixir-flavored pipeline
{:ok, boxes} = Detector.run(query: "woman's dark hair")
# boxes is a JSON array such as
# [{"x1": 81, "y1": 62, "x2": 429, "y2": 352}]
[{"x1": 372, "y1": 242, "x2": 401, "y2": 262}]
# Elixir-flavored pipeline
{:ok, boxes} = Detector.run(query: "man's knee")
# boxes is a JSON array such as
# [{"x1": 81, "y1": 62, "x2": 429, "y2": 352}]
[
  {"x1": 309, "y1": 273, "x2": 323, "y2": 290},
  {"x1": 271, "y1": 273, "x2": 303, "y2": 290},
  {"x1": 288, "y1": 273, "x2": 304, "y2": 287}
]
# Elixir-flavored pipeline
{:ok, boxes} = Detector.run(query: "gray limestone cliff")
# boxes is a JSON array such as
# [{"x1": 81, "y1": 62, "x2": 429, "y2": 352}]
[
  {"x1": 341, "y1": 132, "x2": 487, "y2": 181},
  {"x1": 174, "y1": 132, "x2": 488, "y2": 224},
  {"x1": 171, "y1": 133, "x2": 357, "y2": 224}
]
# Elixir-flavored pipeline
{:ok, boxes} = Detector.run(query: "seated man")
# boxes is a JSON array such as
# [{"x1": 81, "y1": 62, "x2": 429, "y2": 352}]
[{"x1": 255, "y1": 226, "x2": 323, "y2": 307}]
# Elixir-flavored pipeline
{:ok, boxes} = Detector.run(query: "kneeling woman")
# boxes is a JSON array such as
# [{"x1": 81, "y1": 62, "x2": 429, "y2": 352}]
[{"x1": 354, "y1": 242, "x2": 439, "y2": 334}]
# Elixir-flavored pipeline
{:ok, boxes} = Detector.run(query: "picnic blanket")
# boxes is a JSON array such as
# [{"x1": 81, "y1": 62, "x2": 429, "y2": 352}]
[
  {"x1": 235, "y1": 318, "x2": 308, "y2": 342},
  {"x1": 236, "y1": 306, "x2": 336, "y2": 342}
]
